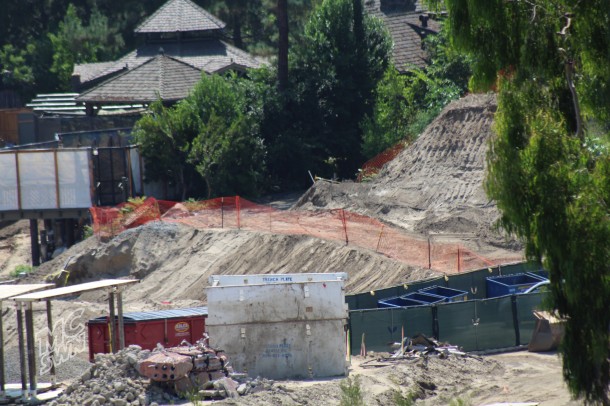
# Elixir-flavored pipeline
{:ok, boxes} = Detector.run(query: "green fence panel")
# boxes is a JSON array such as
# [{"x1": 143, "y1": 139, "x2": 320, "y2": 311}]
[
  {"x1": 437, "y1": 301, "x2": 477, "y2": 351},
  {"x1": 375, "y1": 286, "x2": 405, "y2": 301},
  {"x1": 347, "y1": 292, "x2": 378, "y2": 310},
  {"x1": 401, "y1": 277, "x2": 445, "y2": 295},
  {"x1": 393, "y1": 305, "x2": 434, "y2": 339},
  {"x1": 475, "y1": 296, "x2": 517, "y2": 350},
  {"x1": 498, "y1": 262, "x2": 541, "y2": 276},
  {"x1": 516, "y1": 292, "x2": 544, "y2": 346},
  {"x1": 349, "y1": 309, "x2": 396, "y2": 354},
  {"x1": 446, "y1": 270, "x2": 491, "y2": 300}
]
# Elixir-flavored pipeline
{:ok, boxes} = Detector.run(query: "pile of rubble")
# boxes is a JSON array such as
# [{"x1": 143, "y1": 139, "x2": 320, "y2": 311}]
[
  {"x1": 361, "y1": 334, "x2": 478, "y2": 369},
  {"x1": 50, "y1": 345, "x2": 155, "y2": 406},
  {"x1": 50, "y1": 339, "x2": 272, "y2": 405},
  {"x1": 390, "y1": 334, "x2": 469, "y2": 359},
  {"x1": 139, "y1": 337, "x2": 273, "y2": 400}
]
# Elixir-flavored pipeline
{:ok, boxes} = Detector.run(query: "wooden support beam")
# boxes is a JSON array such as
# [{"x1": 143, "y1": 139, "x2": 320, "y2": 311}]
[
  {"x1": 25, "y1": 302, "x2": 37, "y2": 395},
  {"x1": 108, "y1": 291, "x2": 116, "y2": 354},
  {"x1": 0, "y1": 300, "x2": 4, "y2": 396},
  {"x1": 46, "y1": 300, "x2": 56, "y2": 385},
  {"x1": 29, "y1": 219, "x2": 40, "y2": 267},
  {"x1": 117, "y1": 290, "x2": 125, "y2": 351},
  {"x1": 16, "y1": 302, "x2": 27, "y2": 396}
]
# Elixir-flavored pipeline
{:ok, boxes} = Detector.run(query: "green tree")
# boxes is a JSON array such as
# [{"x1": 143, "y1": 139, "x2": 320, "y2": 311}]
[
  {"x1": 290, "y1": 0, "x2": 392, "y2": 177},
  {"x1": 426, "y1": 0, "x2": 610, "y2": 403},
  {"x1": 133, "y1": 73, "x2": 266, "y2": 199},
  {"x1": 361, "y1": 21, "x2": 471, "y2": 158},
  {"x1": 48, "y1": 4, "x2": 123, "y2": 89},
  {"x1": 0, "y1": 44, "x2": 36, "y2": 92}
]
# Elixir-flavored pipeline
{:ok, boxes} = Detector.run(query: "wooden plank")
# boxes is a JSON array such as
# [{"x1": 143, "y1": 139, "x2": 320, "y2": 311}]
[
  {"x1": 12, "y1": 280, "x2": 139, "y2": 302},
  {"x1": 0, "y1": 284, "x2": 54, "y2": 301}
]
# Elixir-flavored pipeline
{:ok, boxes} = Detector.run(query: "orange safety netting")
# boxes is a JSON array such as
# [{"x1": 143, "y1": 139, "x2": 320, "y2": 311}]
[
  {"x1": 90, "y1": 196, "x2": 521, "y2": 274},
  {"x1": 357, "y1": 142, "x2": 406, "y2": 182}
]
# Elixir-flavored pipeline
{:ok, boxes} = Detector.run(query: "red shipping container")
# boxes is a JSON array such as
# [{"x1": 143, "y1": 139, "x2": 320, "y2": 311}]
[{"x1": 87, "y1": 306, "x2": 207, "y2": 361}]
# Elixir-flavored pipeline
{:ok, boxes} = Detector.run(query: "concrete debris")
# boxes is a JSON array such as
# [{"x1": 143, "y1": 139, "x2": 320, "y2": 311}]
[
  {"x1": 49, "y1": 340, "x2": 272, "y2": 405},
  {"x1": 138, "y1": 335, "x2": 272, "y2": 400}
]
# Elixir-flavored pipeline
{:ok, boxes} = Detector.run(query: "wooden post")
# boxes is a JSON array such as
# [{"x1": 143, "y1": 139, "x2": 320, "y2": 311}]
[
  {"x1": 25, "y1": 302, "x2": 37, "y2": 395},
  {"x1": 0, "y1": 301, "x2": 4, "y2": 396},
  {"x1": 46, "y1": 300, "x2": 56, "y2": 386},
  {"x1": 16, "y1": 302, "x2": 27, "y2": 395},
  {"x1": 108, "y1": 290, "x2": 116, "y2": 353},
  {"x1": 236, "y1": 196, "x2": 241, "y2": 230},
  {"x1": 29, "y1": 220, "x2": 40, "y2": 267},
  {"x1": 341, "y1": 209, "x2": 348, "y2": 245},
  {"x1": 376, "y1": 225, "x2": 384, "y2": 252},
  {"x1": 117, "y1": 290, "x2": 125, "y2": 351},
  {"x1": 428, "y1": 238, "x2": 432, "y2": 269}
]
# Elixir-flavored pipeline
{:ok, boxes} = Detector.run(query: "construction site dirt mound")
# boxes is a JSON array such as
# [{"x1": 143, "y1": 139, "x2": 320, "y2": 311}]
[
  {"x1": 26, "y1": 221, "x2": 438, "y2": 307},
  {"x1": 294, "y1": 93, "x2": 523, "y2": 260}
]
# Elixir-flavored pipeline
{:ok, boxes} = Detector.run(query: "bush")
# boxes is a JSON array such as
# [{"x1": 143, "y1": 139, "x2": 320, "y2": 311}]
[{"x1": 10, "y1": 264, "x2": 35, "y2": 278}]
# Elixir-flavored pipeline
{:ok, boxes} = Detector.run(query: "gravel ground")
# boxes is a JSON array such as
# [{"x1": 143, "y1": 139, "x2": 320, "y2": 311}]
[{"x1": 2, "y1": 346, "x2": 91, "y2": 385}]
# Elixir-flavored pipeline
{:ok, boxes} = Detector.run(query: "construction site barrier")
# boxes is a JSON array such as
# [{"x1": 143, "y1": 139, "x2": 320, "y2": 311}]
[
  {"x1": 357, "y1": 142, "x2": 406, "y2": 182},
  {"x1": 90, "y1": 196, "x2": 522, "y2": 274},
  {"x1": 349, "y1": 291, "x2": 544, "y2": 354},
  {"x1": 345, "y1": 262, "x2": 540, "y2": 310}
]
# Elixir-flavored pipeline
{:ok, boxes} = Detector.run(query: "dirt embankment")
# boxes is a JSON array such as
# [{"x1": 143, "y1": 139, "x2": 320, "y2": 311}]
[{"x1": 295, "y1": 94, "x2": 522, "y2": 259}]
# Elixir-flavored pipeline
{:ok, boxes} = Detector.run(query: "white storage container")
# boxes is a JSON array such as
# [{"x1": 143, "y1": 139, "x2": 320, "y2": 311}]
[{"x1": 206, "y1": 274, "x2": 348, "y2": 379}]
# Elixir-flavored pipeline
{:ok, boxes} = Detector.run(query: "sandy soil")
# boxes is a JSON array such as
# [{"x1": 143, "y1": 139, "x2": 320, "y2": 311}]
[{"x1": 0, "y1": 220, "x2": 32, "y2": 279}]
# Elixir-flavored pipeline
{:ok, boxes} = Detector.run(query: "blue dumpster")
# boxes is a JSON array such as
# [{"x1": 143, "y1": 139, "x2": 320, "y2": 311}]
[
  {"x1": 402, "y1": 292, "x2": 445, "y2": 305},
  {"x1": 419, "y1": 285, "x2": 468, "y2": 302},
  {"x1": 378, "y1": 295, "x2": 428, "y2": 308},
  {"x1": 526, "y1": 270, "x2": 549, "y2": 280},
  {"x1": 486, "y1": 273, "x2": 549, "y2": 298}
]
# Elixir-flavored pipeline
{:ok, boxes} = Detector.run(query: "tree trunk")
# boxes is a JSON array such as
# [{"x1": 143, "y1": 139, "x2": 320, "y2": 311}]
[
  {"x1": 277, "y1": 0, "x2": 289, "y2": 91},
  {"x1": 233, "y1": 13, "x2": 243, "y2": 49}
]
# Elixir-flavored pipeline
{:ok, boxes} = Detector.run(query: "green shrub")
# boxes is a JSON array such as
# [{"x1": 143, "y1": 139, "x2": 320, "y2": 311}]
[
  {"x1": 10, "y1": 264, "x2": 35, "y2": 278},
  {"x1": 340, "y1": 376, "x2": 365, "y2": 406}
]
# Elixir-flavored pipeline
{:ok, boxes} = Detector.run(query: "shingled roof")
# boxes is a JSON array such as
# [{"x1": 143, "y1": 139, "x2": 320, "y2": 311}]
[
  {"x1": 135, "y1": 0, "x2": 226, "y2": 34},
  {"x1": 76, "y1": 54, "x2": 202, "y2": 104},
  {"x1": 365, "y1": 0, "x2": 439, "y2": 71}
]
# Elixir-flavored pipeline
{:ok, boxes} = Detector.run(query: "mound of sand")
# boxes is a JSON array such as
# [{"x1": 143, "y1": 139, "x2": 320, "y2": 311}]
[{"x1": 294, "y1": 93, "x2": 522, "y2": 257}]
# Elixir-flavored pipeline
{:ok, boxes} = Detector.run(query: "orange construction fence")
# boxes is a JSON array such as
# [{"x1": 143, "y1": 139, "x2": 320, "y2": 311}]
[
  {"x1": 357, "y1": 142, "x2": 406, "y2": 182},
  {"x1": 90, "y1": 196, "x2": 521, "y2": 274}
]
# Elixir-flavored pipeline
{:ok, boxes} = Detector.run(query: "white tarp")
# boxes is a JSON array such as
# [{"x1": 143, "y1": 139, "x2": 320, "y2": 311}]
[
  {"x1": 57, "y1": 150, "x2": 92, "y2": 208},
  {"x1": 19, "y1": 152, "x2": 57, "y2": 209},
  {"x1": 0, "y1": 154, "x2": 18, "y2": 210},
  {"x1": 0, "y1": 150, "x2": 92, "y2": 211}
]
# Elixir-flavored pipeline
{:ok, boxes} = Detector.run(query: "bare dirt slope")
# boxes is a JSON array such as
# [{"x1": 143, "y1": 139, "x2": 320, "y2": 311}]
[
  {"x1": 0, "y1": 220, "x2": 31, "y2": 279},
  {"x1": 26, "y1": 222, "x2": 438, "y2": 308},
  {"x1": 295, "y1": 94, "x2": 522, "y2": 258}
]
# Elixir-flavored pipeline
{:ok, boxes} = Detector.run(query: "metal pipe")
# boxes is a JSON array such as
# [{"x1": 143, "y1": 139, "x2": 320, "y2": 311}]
[
  {"x1": 25, "y1": 302, "x2": 37, "y2": 395},
  {"x1": 108, "y1": 290, "x2": 116, "y2": 353},
  {"x1": 46, "y1": 300, "x2": 56, "y2": 386},
  {"x1": 117, "y1": 290, "x2": 125, "y2": 351},
  {"x1": 16, "y1": 302, "x2": 27, "y2": 396}
]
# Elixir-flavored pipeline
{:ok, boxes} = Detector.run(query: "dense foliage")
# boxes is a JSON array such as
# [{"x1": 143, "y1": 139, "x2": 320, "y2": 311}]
[
  {"x1": 426, "y1": 0, "x2": 610, "y2": 403},
  {"x1": 0, "y1": 0, "x2": 314, "y2": 97},
  {"x1": 132, "y1": 74, "x2": 265, "y2": 199},
  {"x1": 362, "y1": 24, "x2": 471, "y2": 158},
  {"x1": 285, "y1": 0, "x2": 392, "y2": 178}
]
